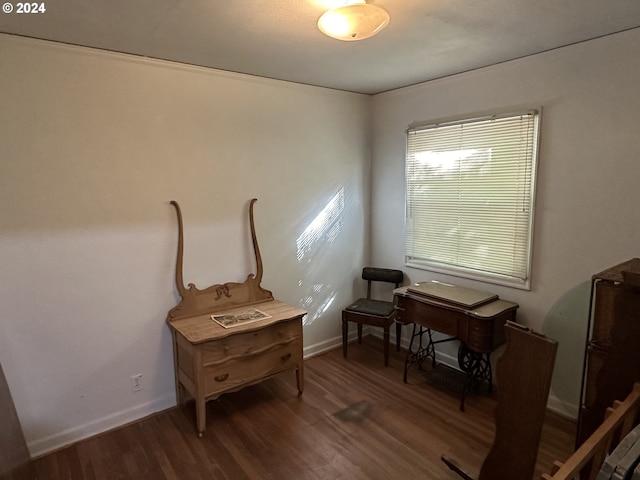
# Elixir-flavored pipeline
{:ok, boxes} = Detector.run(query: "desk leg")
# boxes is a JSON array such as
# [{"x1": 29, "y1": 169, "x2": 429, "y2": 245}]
[
  {"x1": 458, "y1": 345, "x2": 492, "y2": 411},
  {"x1": 296, "y1": 360, "x2": 304, "y2": 395},
  {"x1": 403, "y1": 325, "x2": 436, "y2": 382},
  {"x1": 196, "y1": 397, "x2": 206, "y2": 438}
]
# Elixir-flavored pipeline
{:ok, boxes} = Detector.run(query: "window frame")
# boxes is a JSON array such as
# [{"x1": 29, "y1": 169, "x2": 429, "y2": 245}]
[{"x1": 404, "y1": 109, "x2": 541, "y2": 290}]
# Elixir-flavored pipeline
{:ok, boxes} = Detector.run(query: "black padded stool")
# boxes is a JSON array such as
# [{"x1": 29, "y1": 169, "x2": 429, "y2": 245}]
[{"x1": 342, "y1": 267, "x2": 404, "y2": 366}]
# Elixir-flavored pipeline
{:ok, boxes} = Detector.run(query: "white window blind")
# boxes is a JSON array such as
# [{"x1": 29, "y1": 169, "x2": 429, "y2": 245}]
[{"x1": 405, "y1": 111, "x2": 539, "y2": 289}]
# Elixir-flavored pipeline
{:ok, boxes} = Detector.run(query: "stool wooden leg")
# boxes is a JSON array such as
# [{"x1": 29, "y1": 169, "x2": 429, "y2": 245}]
[
  {"x1": 342, "y1": 316, "x2": 348, "y2": 358},
  {"x1": 395, "y1": 322, "x2": 402, "y2": 351},
  {"x1": 383, "y1": 326, "x2": 390, "y2": 366}
]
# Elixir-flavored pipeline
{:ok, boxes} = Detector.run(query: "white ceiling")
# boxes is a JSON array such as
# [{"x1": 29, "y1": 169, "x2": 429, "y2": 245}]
[{"x1": 2, "y1": 0, "x2": 640, "y2": 94}]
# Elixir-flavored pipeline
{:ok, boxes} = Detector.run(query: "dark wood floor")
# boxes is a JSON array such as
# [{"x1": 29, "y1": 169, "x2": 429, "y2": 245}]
[{"x1": 32, "y1": 336, "x2": 576, "y2": 479}]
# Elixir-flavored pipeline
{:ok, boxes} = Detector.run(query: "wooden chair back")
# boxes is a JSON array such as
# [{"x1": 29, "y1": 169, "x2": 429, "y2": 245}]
[
  {"x1": 442, "y1": 321, "x2": 558, "y2": 480},
  {"x1": 478, "y1": 321, "x2": 558, "y2": 480},
  {"x1": 361, "y1": 267, "x2": 404, "y2": 299}
]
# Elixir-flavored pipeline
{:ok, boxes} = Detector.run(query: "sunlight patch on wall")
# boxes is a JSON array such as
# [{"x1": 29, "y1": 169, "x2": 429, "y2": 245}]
[
  {"x1": 296, "y1": 188, "x2": 344, "y2": 263},
  {"x1": 299, "y1": 281, "x2": 336, "y2": 326},
  {"x1": 296, "y1": 188, "x2": 345, "y2": 324}
]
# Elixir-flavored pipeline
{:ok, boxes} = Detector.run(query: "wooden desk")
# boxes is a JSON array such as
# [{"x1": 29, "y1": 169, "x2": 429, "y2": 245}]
[
  {"x1": 394, "y1": 282, "x2": 518, "y2": 409},
  {"x1": 166, "y1": 199, "x2": 306, "y2": 436},
  {"x1": 169, "y1": 300, "x2": 305, "y2": 436}
]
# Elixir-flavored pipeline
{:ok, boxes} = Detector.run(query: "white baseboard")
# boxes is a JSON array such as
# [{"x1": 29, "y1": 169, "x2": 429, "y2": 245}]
[
  {"x1": 546, "y1": 391, "x2": 579, "y2": 420},
  {"x1": 303, "y1": 330, "x2": 367, "y2": 358},
  {"x1": 28, "y1": 336, "x2": 349, "y2": 459},
  {"x1": 30, "y1": 331, "x2": 578, "y2": 458},
  {"x1": 303, "y1": 335, "x2": 343, "y2": 358},
  {"x1": 28, "y1": 393, "x2": 176, "y2": 458},
  {"x1": 28, "y1": 336, "x2": 349, "y2": 458}
]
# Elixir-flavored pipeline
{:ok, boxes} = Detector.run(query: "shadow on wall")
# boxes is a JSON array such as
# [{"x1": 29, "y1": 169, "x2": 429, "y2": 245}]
[{"x1": 543, "y1": 281, "x2": 591, "y2": 417}]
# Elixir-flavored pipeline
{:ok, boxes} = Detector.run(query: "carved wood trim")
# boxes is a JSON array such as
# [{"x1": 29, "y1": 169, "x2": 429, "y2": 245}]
[{"x1": 167, "y1": 198, "x2": 274, "y2": 322}]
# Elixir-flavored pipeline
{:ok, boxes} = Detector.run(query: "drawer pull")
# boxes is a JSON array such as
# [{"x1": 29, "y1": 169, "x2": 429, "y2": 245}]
[
  {"x1": 214, "y1": 373, "x2": 229, "y2": 382},
  {"x1": 281, "y1": 353, "x2": 292, "y2": 362}
]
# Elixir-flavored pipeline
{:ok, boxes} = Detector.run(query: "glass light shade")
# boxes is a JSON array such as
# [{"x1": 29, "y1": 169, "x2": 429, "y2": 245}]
[{"x1": 318, "y1": 2, "x2": 390, "y2": 41}]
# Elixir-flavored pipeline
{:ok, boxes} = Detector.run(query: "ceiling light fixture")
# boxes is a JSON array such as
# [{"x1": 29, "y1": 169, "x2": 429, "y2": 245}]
[{"x1": 317, "y1": 1, "x2": 390, "y2": 42}]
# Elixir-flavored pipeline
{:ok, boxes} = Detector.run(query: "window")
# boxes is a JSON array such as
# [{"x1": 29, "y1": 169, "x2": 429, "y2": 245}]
[{"x1": 405, "y1": 110, "x2": 540, "y2": 289}]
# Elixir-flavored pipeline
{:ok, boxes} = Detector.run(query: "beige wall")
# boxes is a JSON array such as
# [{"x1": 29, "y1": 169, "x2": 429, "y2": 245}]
[
  {"x1": 3, "y1": 26, "x2": 639, "y2": 456},
  {"x1": 0, "y1": 34, "x2": 371, "y2": 455},
  {"x1": 371, "y1": 28, "x2": 640, "y2": 417}
]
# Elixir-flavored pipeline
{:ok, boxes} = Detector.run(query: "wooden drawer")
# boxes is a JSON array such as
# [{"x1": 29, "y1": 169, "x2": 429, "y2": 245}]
[
  {"x1": 406, "y1": 299, "x2": 458, "y2": 337},
  {"x1": 467, "y1": 318, "x2": 492, "y2": 351},
  {"x1": 203, "y1": 340, "x2": 301, "y2": 397},
  {"x1": 201, "y1": 319, "x2": 301, "y2": 366},
  {"x1": 394, "y1": 295, "x2": 405, "y2": 323},
  {"x1": 467, "y1": 335, "x2": 492, "y2": 352},
  {"x1": 467, "y1": 316, "x2": 508, "y2": 352}
]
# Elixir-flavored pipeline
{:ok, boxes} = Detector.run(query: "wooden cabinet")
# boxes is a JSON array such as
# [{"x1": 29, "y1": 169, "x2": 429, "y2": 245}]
[
  {"x1": 165, "y1": 199, "x2": 306, "y2": 436},
  {"x1": 577, "y1": 258, "x2": 640, "y2": 446},
  {"x1": 170, "y1": 300, "x2": 305, "y2": 436}
]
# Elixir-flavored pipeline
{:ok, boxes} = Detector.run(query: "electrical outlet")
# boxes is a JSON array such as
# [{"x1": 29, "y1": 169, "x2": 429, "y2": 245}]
[{"x1": 131, "y1": 374, "x2": 143, "y2": 392}]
